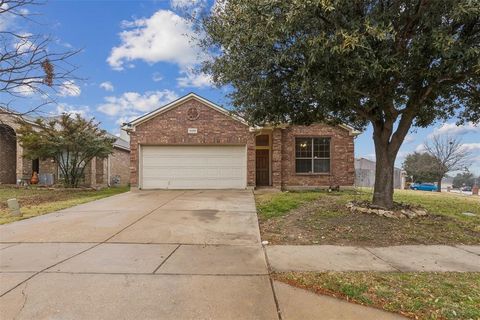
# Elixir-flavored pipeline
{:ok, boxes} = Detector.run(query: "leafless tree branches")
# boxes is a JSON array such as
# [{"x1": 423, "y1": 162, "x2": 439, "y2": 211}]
[
  {"x1": 0, "y1": 0, "x2": 80, "y2": 117},
  {"x1": 424, "y1": 134, "x2": 472, "y2": 191}
]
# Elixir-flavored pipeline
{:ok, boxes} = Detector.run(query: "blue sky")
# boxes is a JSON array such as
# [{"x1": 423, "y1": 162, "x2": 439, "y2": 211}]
[{"x1": 5, "y1": 0, "x2": 480, "y2": 174}]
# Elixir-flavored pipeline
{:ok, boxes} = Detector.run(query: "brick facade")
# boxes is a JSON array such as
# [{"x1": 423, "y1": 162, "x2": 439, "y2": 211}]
[
  {"x1": 273, "y1": 124, "x2": 355, "y2": 189},
  {"x1": 0, "y1": 124, "x2": 17, "y2": 184},
  {"x1": 110, "y1": 147, "x2": 130, "y2": 186},
  {"x1": 129, "y1": 98, "x2": 255, "y2": 187},
  {"x1": 128, "y1": 94, "x2": 356, "y2": 190},
  {"x1": 0, "y1": 113, "x2": 40, "y2": 184}
]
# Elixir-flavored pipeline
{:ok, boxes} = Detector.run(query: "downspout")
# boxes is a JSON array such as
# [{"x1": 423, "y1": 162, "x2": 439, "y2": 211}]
[{"x1": 107, "y1": 154, "x2": 111, "y2": 187}]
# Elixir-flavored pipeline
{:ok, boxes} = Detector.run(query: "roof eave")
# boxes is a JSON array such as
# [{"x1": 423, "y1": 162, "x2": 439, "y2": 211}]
[
  {"x1": 113, "y1": 144, "x2": 130, "y2": 152},
  {"x1": 128, "y1": 93, "x2": 248, "y2": 128}
]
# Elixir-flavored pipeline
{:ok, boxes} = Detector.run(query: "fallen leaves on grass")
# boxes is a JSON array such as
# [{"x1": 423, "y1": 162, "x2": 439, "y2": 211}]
[
  {"x1": 0, "y1": 186, "x2": 129, "y2": 224},
  {"x1": 274, "y1": 272, "x2": 480, "y2": 320},
  {"x1": 257, "y1": 190, "x2": 480, "y2": 246}
]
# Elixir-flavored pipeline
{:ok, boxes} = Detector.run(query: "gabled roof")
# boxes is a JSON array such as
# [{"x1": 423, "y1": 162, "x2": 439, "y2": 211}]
[
  {"x1": 105, "y1": 132, "x2": 130, "y2": 151},
  {"x1": 338, "y1": 124, "x2": 361, "y2": 136},
  {"x1": 1, "y1": 108, "x2": 131, "y2": 149},
  {"x1": 127, "y1": 93, "x2": 248, "y2": 127},
  {"x1": 125, "y1": 92, "x2": 361, "y2": 136},
  {"x1": 0, "y1": 108, "x2": 43, "y2": 126}
]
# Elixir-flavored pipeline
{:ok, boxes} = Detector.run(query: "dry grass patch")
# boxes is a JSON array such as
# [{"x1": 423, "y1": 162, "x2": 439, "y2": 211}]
[
  {"x1": 0, "y1": 186, "x2": 129, "y2": 224},
  {"x1": 256, "y1": 189, "x2": 480, "y2": 246},
  {"x1": 274, "y1": 271, "x2": 480, "y2": 320}
]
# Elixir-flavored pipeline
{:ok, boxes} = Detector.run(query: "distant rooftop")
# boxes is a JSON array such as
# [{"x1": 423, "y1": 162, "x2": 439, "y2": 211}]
[
  {"x1": 1, "y1": 109, "x2": 130, "y2": 151},
  {"x1": 106, "y1": 132, "x2": 130, "y2": 151}
]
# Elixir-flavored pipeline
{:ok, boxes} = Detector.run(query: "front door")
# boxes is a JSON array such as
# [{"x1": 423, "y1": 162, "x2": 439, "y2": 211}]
[{"x1": 256, "y1": 149, "x2": 269, "y2": 186}]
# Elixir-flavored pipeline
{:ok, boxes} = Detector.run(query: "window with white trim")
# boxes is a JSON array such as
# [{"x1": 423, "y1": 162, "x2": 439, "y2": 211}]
[{"x1": 295, "y1": 137, "x2": 331, "y2": 173}]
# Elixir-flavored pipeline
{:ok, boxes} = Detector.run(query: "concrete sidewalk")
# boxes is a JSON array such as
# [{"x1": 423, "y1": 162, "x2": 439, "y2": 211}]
[
  {"x1": 274, "y1": 281, "x2": 406, "y2": 320},
  {"x1": 266, "y1": 245, "x2": 480, "y2": 272}
]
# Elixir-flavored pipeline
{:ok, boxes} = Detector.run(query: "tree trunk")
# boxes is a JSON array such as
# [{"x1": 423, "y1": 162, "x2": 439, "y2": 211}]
[
  {"x1": 437, "y1": 177, "x2": 442, "y2": 192},
  {"x1": 371, "y1": 124, "x2": 402, "y2": 209},
  {"x1": 372, "y1": 148, "x2": 396, "y2": 209}
]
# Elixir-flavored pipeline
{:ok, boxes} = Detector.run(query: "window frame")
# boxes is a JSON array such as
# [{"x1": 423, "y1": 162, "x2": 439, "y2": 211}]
[{"x1": 294, "y1": 136, "x2": 331, "y2": 175}]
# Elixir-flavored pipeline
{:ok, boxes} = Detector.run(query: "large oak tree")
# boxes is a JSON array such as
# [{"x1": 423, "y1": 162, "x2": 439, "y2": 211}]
[{"x1": 199, "y1": 0, "x2": 480, "y2": 208}]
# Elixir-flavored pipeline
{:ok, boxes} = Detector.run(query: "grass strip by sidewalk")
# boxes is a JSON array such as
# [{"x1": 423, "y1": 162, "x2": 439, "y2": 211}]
[
  {"x1": 0, "y1": 186, "x2": 129, "y2": 224},
  {"x1": 274, "y1": 271, "x2": 480, "y2": 320}
]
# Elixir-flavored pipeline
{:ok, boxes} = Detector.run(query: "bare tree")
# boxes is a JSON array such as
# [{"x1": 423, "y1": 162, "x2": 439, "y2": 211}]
[
  {"x1": 0, "y1": 0, "x2": 80, "y2": 117},
  {"x1": 424, "y1": 135, "x2": 471, "y2": 192}
]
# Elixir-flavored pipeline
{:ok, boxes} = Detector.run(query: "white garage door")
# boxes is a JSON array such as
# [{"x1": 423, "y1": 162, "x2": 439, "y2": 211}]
[{"x1": 141, "y1": 145, "x2": 247, "y2": 189}]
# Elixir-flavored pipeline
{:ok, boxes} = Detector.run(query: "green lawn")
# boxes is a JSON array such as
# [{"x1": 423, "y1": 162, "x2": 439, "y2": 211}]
[
  {"x1": 274, "y1": 271, "x2": 480, "y2": 320},
  {"x1": 256, "y1": 189, "x2": 480, "y2": 246},
  {"x1": 0, "y1": 186, "x2": 129, "y2": 224},
  {"x1": 256, "y1": 191, "x2": 322, "y2": 219}
]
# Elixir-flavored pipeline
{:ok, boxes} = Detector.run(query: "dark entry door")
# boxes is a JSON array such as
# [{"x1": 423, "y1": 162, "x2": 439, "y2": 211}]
[{"x1": 256, "y1": 149, "x2": 269, "y2": 186}]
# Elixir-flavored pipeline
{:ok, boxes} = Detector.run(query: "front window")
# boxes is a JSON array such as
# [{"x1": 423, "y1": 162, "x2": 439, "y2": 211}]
[{"x1": 295, "y1": 137, "x2": 330, "y2": 173}]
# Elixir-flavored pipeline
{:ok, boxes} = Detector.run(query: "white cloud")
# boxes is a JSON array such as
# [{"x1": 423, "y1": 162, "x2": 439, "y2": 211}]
[
  {"x1": 115, "y1": 115, "x2": 139, "y2": 126},
  {"x1": 13, "y1": 33, "x2": 34, "y2": 54},
  {"x1": 177, "y1": 69, "x2": 212, "y2": 88},
  {"x1": 54, "y1": 103, "x2": 90, "y2": 118},
  {"x1": 429, "y1": 122, "x2": 480, "y2": 138},
  {"x1": 97, "y1": 90, "x2": 179, "y2": 121},
  {"x1": 170, "y1": 0, "x2": 205, "y2": 9},
  {"x1": 12, "y1": 81, "x2": 35, "y2": 96},
  {"x1": 170, "y1": 0, "x2": 206, "y2": 16},
  {"x1": 99, "y1": 81, "x2": 114, "y2": 92},
  {"x1": 415, "y1": 144, "x2": 426, "y2": 153},
  {"x1": 107, "y1": 10, "x2": 202, "y2": 71},
  {"x1": 58, "y1": 80, "x2": 81, "y2": 97},
  {"x1": 404, "y1": 134, "x2": 416, "y2": 144},
  {"x1": 0, "y1": 3, "x2": 15, "y2": 31},
  {"x1": 152, "y1": 72, "x2": 163, "y2": 82},
  {"x1": 460, "y1": 143, "x2": 480, "y2": 153},
  {"x1": 0, "y1": 3, "x2": 30, "y2": 32},
  {"x1": 396, "y1": 151, "x2": 410, "y2": 160}
]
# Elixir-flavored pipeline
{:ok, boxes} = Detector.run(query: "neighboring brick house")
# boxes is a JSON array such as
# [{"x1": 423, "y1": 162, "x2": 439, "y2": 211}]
[
  {"x1": 125, "y1": 93, "x2": 359, "y2": 190},
  {"x1": 0, "y1": 111, "x2": 130, "y2": 187}
]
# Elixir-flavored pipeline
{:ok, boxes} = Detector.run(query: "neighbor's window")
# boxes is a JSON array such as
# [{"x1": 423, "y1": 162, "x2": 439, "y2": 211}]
[{"x1": 295, "y1": 137, "x2": 330, "y2": 173}]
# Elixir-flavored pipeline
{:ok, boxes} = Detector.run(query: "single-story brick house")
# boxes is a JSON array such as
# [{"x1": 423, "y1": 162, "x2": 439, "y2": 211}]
[
  {"x1": 0, "y1": 111, "x2": 130, "y2": 187},
  {"x1": 124, "y1": 93, "x2": 359, "y2": 190}
]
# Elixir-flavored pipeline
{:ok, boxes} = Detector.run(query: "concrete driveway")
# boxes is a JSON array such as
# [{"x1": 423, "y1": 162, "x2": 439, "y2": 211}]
[
  {"x1": 0, "y1": 190, "x2": 278, "y2": 319},
  {"x1": 0, "y1": 190, "x2": 407, "y2": 320}
]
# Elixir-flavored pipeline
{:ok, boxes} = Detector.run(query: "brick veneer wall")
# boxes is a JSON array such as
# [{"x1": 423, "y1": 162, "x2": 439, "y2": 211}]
[
  {"x1": 110, "y1": 147, "x2": 130, "y2": 186},
  {"x1": 96, "y1": 156, "x2": 105, "y2": 184},
  {"x1": 271, "y1": 129, "x2": 283, "y2": 188},
  {"x1": 1, "y1": 114, "x2": 59, "y2": 184},
  {"x1": 129, "y1": 98, "x2": 255, "y2": 188},
  {"x1": 274, "y1": 124, "x2": 355, "y2": 188},
  {"x1": 0, "y1": 125, "x2": 17, "y2": 184}
]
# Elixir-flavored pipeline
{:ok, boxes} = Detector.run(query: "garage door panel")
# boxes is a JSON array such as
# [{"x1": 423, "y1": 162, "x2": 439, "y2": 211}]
[{"x1": 141, "y1": 146, "x2": 247, "y2": 189}]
